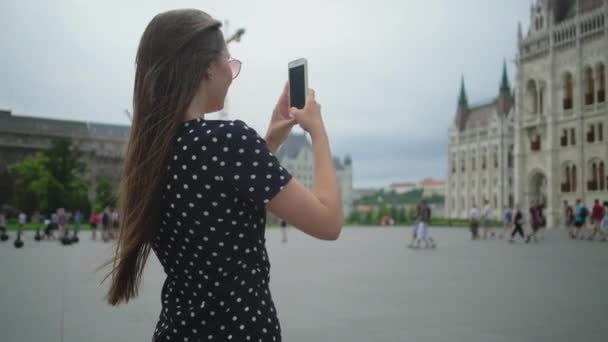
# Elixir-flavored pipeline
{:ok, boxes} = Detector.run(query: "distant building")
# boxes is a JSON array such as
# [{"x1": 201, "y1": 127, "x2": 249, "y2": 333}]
[
  {"x1": 277, "y1": 133, "x2": 354, "y2": 217},
  {"x1": 446, "y1": 0, "x2": 608, "y2": 227},
  {"x1": 386, "y1": 182, "x2": 417, "y2": 194},
  {"x1": 0, "y1": 110, "x2": 128, "y2": 202},
  {"x1": 416, "y1": 178, "x2": 446, "y2": 197}
]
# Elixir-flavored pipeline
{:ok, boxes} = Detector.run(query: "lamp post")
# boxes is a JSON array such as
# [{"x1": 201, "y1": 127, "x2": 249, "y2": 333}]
[{"x1": 219, "y1": 20, "x2": 246, "y2": 120}]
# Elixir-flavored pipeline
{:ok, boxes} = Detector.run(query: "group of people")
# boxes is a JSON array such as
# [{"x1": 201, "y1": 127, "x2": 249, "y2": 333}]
[
  {"x1": 469, "y1": 200, "x2": 547, "y2": 243},
  {"x1": 88, "y1": 207, "x2": 120, "y2": 242},
  {"x1": 0, "y1": 206, "x2": 121, "y2": 247},
  {"x1": 563, "y1": 199, "x2": 608, "y2": 241},
  {"x1": 468, "y1": 198, "x2": 608, "y2": 244}
]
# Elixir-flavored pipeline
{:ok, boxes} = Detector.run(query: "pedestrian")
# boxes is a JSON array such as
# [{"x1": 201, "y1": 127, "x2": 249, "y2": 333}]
[
  {"x1": 0, "y1": 211, "x2": 8, "y2": 241},
  {"x1": 481, "y1": 200, "x2": 493, "y2": 239},
  {"x1": 564, "y1": 200, "x2": 575, "y2": 238},
  {"x1": 500, "y1": 205, "x2": 513, "y2": 239},
  {"x1": 470, "y1": 204, "x2": 480, "y2": 240},
  {"x1": 510, "y1": 204, "x2": 525, "y2": 243},
  {"x1": 57, "y1": 208, "x2": 68, "y2": 237},
  {"x1": 74, "y1": 210, "x2": 83, "y2": 232},
  {"x1": 18, "y1": 211, "x2": 27, "y2": 230},
  {"x1": 101, "y1": 10, "x2": 343, "y2": 342},
  {"x1": 280, "y1": 219, "x2": 288, "y2": 243},
  {"x1": 588, "y1": 199, "x2": 604, "y2": 241},
  {"x1": 410, "y1": 200, "x2": 435, "y2": 248},
  {"x1": 111, "y1": 208, "x2": 120, "y2": 239},
  {"x1": 101, "y1": 207, "x2": 111, "y2": 242},
  {"x1": 599, "y1": 201, "x2": 608, "y2": 242},
  {"x1": 526, "y1": 200, "x2": 541, "y2": 243},
  {"x1": 90, "y1": 211, "x2": 99, "y2": 240}
]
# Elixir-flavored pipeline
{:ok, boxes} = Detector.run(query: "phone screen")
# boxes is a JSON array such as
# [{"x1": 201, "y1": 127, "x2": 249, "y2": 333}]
[{"x1": 289, "y1": 64, "x2": 306, "y2": 109}]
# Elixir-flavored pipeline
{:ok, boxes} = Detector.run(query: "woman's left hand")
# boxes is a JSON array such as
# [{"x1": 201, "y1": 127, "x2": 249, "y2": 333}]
[{"x1": 265, "y1": 82, "x2": 297, "y2": 153}]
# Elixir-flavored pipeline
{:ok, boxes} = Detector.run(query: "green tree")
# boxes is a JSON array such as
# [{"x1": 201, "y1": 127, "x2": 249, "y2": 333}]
[
  {"x1": 396, "y1": 206, "x2": 406, "y2": 224},
  {"x1": 8, "y1": 153, "x2": 62, "y2": 214},
  {"x1": 95, "y1": 178, "x2": 116, "y2": 211},
  {"x1": 43, "y1": 138, "x2": 88, "y2": 211},
  {"x1": 0, "y1": 167, "x2": 14, "y2": 206}
]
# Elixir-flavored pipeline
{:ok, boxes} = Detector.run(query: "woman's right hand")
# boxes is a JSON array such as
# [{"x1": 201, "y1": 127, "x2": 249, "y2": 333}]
[{"x1": 290, "y1": 89, "x2": 325, "y2": 135}]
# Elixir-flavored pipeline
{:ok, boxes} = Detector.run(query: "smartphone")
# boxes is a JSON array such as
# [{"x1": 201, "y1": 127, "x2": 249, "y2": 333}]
[{"x1": 288, "y1": 58, "x2": 308, "y2": 110}]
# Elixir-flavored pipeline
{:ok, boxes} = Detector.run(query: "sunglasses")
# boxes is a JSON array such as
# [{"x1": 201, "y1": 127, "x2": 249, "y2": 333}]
[{"x1": 228, "y1": 57, "x2": 242, "y2": 79}]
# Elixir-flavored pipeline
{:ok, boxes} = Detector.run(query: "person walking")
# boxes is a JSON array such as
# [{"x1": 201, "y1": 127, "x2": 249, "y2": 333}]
[
  {"x1": 500, "y1": 205, "x2": 513, "y2": 239},
  {"x1": 470, "y1": 204, "x2": 480, "y2": 240},
  {"x1": 509, "y1": 204, "x2": 525, "y2": 243},
  {"x1": 588, "y1": 199, "x2": 605, "y2": 241}
]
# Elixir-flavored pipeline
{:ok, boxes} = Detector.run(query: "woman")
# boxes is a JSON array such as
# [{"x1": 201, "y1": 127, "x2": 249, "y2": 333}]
[{"x1": 102, "y1": 9, "x2": 343, "y2": 342}]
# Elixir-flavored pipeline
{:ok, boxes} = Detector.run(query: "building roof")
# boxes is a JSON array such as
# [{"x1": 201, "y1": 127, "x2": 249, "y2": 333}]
[
  {"x1": 0, "y1": 110, "x2": 130, "y2": 141},
  {"x1": 276, "y1": 133, "x2": 311, "y2": 160},
  {"x1": 277, "y1": 132, "x2": 350, "y2": 171},
  {"x1": 418, "y1": 177, "x2": 446, "y2": 186}
]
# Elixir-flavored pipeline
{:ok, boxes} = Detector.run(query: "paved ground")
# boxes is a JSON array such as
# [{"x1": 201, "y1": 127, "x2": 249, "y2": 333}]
[{"x1": 0, "y1": 226, "x2": 606, "y2": 342}]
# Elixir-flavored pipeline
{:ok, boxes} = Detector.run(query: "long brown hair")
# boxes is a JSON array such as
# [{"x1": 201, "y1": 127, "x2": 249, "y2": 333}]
[{"x1": 101, "y1": 9, "x2": 225, "y2": 305}]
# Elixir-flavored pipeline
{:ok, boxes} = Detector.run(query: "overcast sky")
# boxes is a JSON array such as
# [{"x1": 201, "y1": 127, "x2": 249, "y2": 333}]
[{"x1": 0, "y1": 0, "x2": 530, "y2": 188}]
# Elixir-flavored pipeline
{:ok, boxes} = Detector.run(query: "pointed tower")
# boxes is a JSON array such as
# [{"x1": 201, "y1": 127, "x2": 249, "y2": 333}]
[
  {"x1": 496, "y1": 60, "x2": 514, "y2": 116},
  {"x1": 454, "y1": 76, "x2": 469, "y2": 130}
]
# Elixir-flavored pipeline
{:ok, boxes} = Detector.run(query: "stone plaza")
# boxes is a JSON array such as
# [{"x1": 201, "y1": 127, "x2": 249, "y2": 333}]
[{"x1": 0, "y1": 227, "x2": 606, "y2": 342}]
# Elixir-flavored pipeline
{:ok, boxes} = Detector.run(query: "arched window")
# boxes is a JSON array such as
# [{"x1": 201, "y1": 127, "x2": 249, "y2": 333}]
[
  {"x1": 585, "y1": 66, "x2": 595, "y2": 105},
  {"x1": 588, "y1": 159, "x2": 605, "y2": 191},
  {"x1": 571, "y1": 165, "x2": 577, "y2": 192},
  {"x1": 598, "y1": 63, "x2": 606, "y2": 103},
  {"x1": 526, "y1": 80, "x2": 538, "y2": 114},
  {"x1": 563, "y1": 72, "x2": 574, "y2": 110},
  {"x1": 562, "y1": 165, "x2": 571, "y2": 192},
  {"x1": 600, "y1": 162, "x2": 606, "y2": 190}
]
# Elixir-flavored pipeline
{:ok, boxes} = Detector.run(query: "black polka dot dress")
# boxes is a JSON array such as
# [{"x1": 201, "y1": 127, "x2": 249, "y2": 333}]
[{"x1": 152, "y1": 119, "x2": 292, "y2": 342}]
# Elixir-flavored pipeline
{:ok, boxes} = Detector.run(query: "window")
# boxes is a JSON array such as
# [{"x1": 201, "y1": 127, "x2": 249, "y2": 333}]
[
  {"x1": 561, "y1": 129, "x2": 568, "y2": 146},
  {"x1": 588, "y1": 160, "x2": 606, "y2": 191},
  {"x1": 599, "y1": 123, "x2": 604, "y2": 142},
  {"x1": 570, "y1": 128, "x2": 576, "y2": 145},
  {"x1": 563, "y1": 72, "x2": 573, "y2": 110},
  {"x1": 587, "y1": 125, "x2": 596, "y2": 143},
  {"x1": 598, "y1": 63, "x2": 606, "y2": 103},
  {"x1": 531, "y1": 134, "x2": 541, "y2": 151},
  {"x1": 507, "y1": 145, "x2": 514, "y2": 168},
  {"x1": 585, "y1": 67, "x2": 595, "y2": 105},
  {"x1": 572, "y1": 165, "x2": 577, "y2": 192},
  {"x1": 526, "y1": 80, "x2": 538, "y2": 114}
]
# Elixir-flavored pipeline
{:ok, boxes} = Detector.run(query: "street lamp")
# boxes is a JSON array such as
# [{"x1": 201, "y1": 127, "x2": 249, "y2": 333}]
[{"x1": 220, "y1": 20, "x2": 246, "y2": 120}]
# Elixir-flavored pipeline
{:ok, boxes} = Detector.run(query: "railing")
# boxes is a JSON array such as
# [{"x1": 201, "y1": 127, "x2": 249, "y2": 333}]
[
  {"x1": 553, "y1": 22, "x2": 577, "y2": 46},
  {"x1": 579, "y1": 11, "x2": 605, "y2": 37},
  {"x1": 521, "y1": 9, "x2": 606, "y2": 59}
]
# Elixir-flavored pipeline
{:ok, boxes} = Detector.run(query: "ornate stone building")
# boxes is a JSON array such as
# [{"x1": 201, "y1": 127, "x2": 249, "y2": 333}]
[
  {"x1": 446, "y1": 66, "x2": 516, "y2": 220},
  {"x1": 448, "y1": 0, "x2": 608, "y2": 227},
  {"x1": 277, "y1": 133, "x2": 354, "y2": 218},
  {"x1": 515, "y1": 0, "x2": 607, "y2": 227},
  {"x1": 0, "y1": 109, "x2": 129, "y2": 201}
]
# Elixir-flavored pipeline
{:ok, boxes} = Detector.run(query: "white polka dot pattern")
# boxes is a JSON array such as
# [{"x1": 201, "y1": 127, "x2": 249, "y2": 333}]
[{"x1": 151, "y1": 118, "x2": 291, "y2": 341}]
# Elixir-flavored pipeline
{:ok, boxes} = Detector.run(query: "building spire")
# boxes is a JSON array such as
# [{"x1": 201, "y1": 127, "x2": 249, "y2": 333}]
[
  {"x1": 458, "y1": 75, "x2": 468, "y2": 108},
  {"x1": 500, "y1": 60, "x2": 511, "y2": 94}
]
